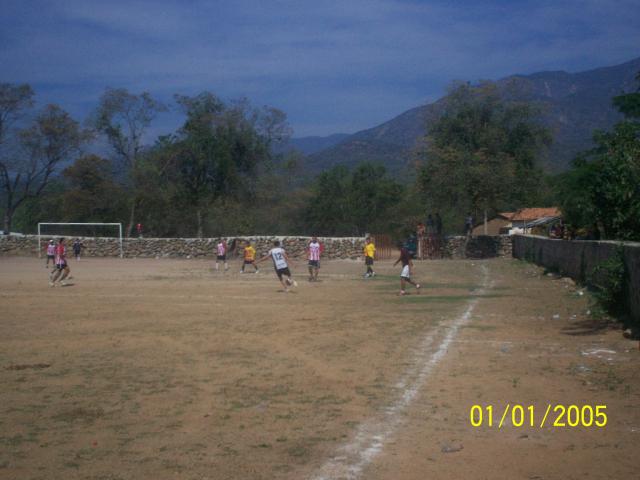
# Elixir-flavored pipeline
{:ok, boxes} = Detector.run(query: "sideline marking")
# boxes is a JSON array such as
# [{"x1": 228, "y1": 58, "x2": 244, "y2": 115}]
[{"x1": 310, "y1": 264, "x2": 490, "y2": 480}]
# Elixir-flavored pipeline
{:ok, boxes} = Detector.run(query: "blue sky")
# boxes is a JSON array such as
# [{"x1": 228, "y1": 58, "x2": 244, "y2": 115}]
[{"x1": 2, "y1": 0, "x2": 639, "y2": 138}]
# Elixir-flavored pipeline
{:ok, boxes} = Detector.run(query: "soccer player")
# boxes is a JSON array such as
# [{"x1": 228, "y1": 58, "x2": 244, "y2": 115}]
[
  {"x1": 215, "y1": 239, "x2": 229, "y2": 272},
  {"x1": 393, "y1": 243, "x2": 421, "y2": 296},
  {"x1": 256, "y1": 240, "x2": 298, "y2": 292},
  {"x1": 307, "y1": 236, "x2": 322, "y2": 282},
  {"x1": 241, "y1": 241, "x2": 259, "y2": 273},
  {"x1": 363, "y1": 237, "x2": 376, "y2": 278},
  {"x1": 45, "y1": 239, "x2": 56, "y2": 268},
  {"x1": 49, "y1": 237, "x2": 71, "y2": 287}
]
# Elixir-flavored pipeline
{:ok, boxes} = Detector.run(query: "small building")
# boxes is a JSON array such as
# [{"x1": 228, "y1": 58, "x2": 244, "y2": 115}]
[
  {"x1": 509, "y1": 207, "x2": 562, "y2": 235},
  {"x1": 471, "y1": 212, "x2": 514, "y2": 236}
]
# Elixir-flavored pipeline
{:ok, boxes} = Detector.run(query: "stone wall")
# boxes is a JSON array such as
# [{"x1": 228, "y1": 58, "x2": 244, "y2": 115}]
[
  {"x1": 443, "y1": 235, "x2": 512, "y2": 259},
  {"x1": 512, "y1": 234, "x2": 640, "y2": 326},
  {"x1": 0, "y1": 234, "x2": 365, "y2": 260},
  {"x1": 0, "y1": 234, "x2": 514, "y2": 260}
]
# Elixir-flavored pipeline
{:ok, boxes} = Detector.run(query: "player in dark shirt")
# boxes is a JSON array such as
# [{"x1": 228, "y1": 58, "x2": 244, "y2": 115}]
[{"x1": 393, "y1": 245, "x2": 421, "y2": 296}]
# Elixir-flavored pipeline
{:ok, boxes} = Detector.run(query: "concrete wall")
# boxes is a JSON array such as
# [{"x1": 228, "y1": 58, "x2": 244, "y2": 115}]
[{"x1": 512, "y1": 235, "x2": 640, "y2": 325}]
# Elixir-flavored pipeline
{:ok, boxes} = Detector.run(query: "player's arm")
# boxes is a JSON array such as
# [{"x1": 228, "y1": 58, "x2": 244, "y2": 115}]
[{"x1": 255, "y1": 253, "x2": 270, "y2": 264}]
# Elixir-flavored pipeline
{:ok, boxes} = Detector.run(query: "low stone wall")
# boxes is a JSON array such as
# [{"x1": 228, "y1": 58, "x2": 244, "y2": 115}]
[
  {"x1": 0, "y1": 234, "x2": 365, "y2": 260},
  {"x1": 512, "y1": 234, "x2": 640, "y2": 325},
  {"x1": 0, "y1": 234, "x2": 514, "y2": 260}
]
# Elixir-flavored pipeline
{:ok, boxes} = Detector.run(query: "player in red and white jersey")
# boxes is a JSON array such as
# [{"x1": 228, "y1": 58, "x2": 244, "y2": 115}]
[
  {"x1": 307, "y1": 236, "x2": 323, "y2": 282},
  {"x1": 215, "y1": 239, "x2": 229, "y2": 272},
  {"x1": 45, "y1": 239, "x2": 56, "y2": 268},
  {"x1": 49, "y1": 237, "x2": 71, "y2": 287}
]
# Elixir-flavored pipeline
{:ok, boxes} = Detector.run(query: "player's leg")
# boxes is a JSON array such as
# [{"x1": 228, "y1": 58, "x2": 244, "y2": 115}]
[
  {"x1": 60, "y1": 264, "x2": 71, "y2": 284},
  {"x1": 399, "y1": 277, "x2": 407, "y2": 295},
  {"x1": 308, "y1": 263, "x2": 314, "y2": 281},
  {"x1": 314, "y1": 263, "x2": 319, "y2": 281},
  {"x1": 50, "y1": 266, "x2": 62, "y2": 285},
  {"x1": 253, "y1": 261, "x2": 259, "y2": 272}
]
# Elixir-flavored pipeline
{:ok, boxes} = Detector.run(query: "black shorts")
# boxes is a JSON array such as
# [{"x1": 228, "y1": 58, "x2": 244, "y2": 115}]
[
  {"x1": 244, "y1": 259, "x2": 255, "y2": 264},
  {"x1": 275, "y1": 267, "x2": 291, "y2": 279},
  {"x1": 365, "y1": 257, "x2": 374, "y2": 266},
  {"x1": 217, "y1": 255, "x2": 226, "y2": 261},
  {"x1": 47, "y1": 255, "x2": 54, "y2": 260},
  {"x1": 56, "y1": 262, "x2": 67, "y2": 270},
  {"x1": 308, "y1": 260, "x2": 320, "y2": 268}
]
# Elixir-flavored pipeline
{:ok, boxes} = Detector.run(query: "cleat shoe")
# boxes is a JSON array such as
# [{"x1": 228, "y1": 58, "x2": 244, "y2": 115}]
[{"x1": 292, "y1": 280, "x2": 298, "y2": 287}]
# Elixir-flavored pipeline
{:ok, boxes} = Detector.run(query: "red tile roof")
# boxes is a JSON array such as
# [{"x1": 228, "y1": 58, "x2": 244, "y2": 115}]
[{"x1": 510, "y1": 207, "x2": 562, "y2": 221}]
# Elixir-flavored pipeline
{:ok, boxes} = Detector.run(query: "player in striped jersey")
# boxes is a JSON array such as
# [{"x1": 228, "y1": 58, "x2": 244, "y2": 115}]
[
  {"x1": 49, "y1": 237, "x2": 71, "y2": 287},
  {"x1": 307, "y1": 236, "x2": 322, "y2": 282},
  {"x1": 215, "y1": 239, "x2": 229, "y2": 272},
  {"x1": 256, "y1": 240, "x2": 298, "y2": 292}
]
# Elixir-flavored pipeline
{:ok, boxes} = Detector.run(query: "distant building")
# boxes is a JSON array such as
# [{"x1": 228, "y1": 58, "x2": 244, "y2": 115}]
[
  {"x1": 471, "y1": 212, "x2": 514, "y2": 236},
  {"x1": 509, "y1": 207, "x2": 562, "y2": 235}
]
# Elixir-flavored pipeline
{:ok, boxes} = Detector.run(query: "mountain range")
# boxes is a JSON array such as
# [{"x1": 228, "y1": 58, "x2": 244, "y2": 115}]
[{"x1": 289, "y1": 56, "x2": 640, "y2": 175}]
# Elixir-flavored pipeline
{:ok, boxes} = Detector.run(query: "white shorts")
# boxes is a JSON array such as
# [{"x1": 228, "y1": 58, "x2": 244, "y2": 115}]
[{"x1": 401, "y1": 265, "x2": 410, "y2": 278}]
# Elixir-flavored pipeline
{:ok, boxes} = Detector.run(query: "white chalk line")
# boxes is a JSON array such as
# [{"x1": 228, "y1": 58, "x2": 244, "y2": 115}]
[{"x1": 310, "y1": 264, "x2": 491, "y2": 480}]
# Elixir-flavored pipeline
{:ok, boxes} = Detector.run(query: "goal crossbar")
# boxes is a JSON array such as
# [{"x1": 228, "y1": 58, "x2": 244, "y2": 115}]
[{"x1": 37, "y1": 222, "x2": 123, "y2": 258}]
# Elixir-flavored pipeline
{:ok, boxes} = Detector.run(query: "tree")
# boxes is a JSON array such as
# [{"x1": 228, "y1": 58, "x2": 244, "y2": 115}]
[
  {"x1": 93, "y1": 88, "x2": 165, "y2": 236},
  {"x1": 558, "y1": 76, "x2": 640, "y2": 240},
  {"x1": 60, "y1": 155, "x2": 127, "y2": 222},
  {"x1": 303, "y1": 163, "x2": 403, "y2": 236},
  {"x1": 416, "y1": 82, "x2": 550, "y2": 233},
  {"x1": 139, "y1": 93, "x2": 291, "y2": 237},
  {"x1": 1, "y1": 96, "x2": 88, "y2": 233}
]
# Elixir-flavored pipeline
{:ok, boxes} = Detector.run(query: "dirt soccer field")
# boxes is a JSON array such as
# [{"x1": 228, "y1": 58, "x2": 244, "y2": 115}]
[{"x1": 1, "y1": 256, "x2": 638, "y2": 480}]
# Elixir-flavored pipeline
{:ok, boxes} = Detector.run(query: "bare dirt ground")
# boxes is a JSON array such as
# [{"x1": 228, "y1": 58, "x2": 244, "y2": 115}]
[{"x1": 0, "y1": 256, "x2": 638, "y2": 480}]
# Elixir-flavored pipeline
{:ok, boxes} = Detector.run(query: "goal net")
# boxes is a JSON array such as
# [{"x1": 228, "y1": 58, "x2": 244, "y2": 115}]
[{"x1": 37, "y1": 223, "x2": 123, "y2": 258}]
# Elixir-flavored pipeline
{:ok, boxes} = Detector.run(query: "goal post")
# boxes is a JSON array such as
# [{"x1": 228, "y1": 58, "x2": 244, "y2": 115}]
[{"x1": 37, "y1": 223, "x2": 123, "y2": 258}]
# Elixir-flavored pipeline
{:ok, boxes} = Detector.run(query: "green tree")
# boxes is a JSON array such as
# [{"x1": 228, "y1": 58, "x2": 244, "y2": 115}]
[
  {"x1": 1, "y1": 96, "x2": 88, "y2": 233},
  {"x1": 139, "y1": 93, "x2": 290, "y2": 237},
  {"x1": 558, "y1": 105, "x2": 640, "y2": 240},
  {"x1": 304, "y1": 163, "x2": 403, "y2": 236},
  {"x1": 60, "y1": 155, "x2": 127, "y2": 222},
  {"x1": 93, "y1": 88, "x2": 166, "y2": 236},
  {"x1": 417, "y1": 82, "x2": 550, "y2": 232}
]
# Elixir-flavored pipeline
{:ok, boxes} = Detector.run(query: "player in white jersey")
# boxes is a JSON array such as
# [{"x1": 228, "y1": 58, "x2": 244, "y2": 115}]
[
  {"x1": 307, "y1": 236, "x2": 322, "y2": 282},
  {"x1": 45, "y1": 239, "x2": 56, "y2": 268},
  {"x1": 256, "y1": 240, "x2": 298, "y2": 292},
  {"x1": 215, "y1": 239, "x2": 229, "y2": 272}
]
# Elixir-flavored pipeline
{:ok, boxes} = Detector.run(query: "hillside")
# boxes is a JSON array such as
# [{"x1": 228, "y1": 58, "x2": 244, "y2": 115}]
[
  {"x1": 305, "y1": 56, "x2": 640, "y2": 175},
  {"x1": 275, "y1": 133, "x2": 350, "y2": 156}
]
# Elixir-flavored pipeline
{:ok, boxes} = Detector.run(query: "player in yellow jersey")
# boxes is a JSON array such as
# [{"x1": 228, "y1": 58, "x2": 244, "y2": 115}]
[
  {"x1": 241, "y1": 241, "x2": 259, "y2": 273},
  {"x1": 363, "y1": 236, "x2": 376, "y2": 278}
]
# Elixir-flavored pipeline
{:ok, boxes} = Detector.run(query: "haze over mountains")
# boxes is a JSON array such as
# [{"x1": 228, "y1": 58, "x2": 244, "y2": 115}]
[{"x1": 287, "y1": 56, "x2": 640, "y2": 175}]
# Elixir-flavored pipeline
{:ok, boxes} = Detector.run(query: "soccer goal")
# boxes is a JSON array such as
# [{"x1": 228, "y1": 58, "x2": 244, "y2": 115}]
[{"x1": 37, "y1": 223, "x2": 124, "y2": 258}]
